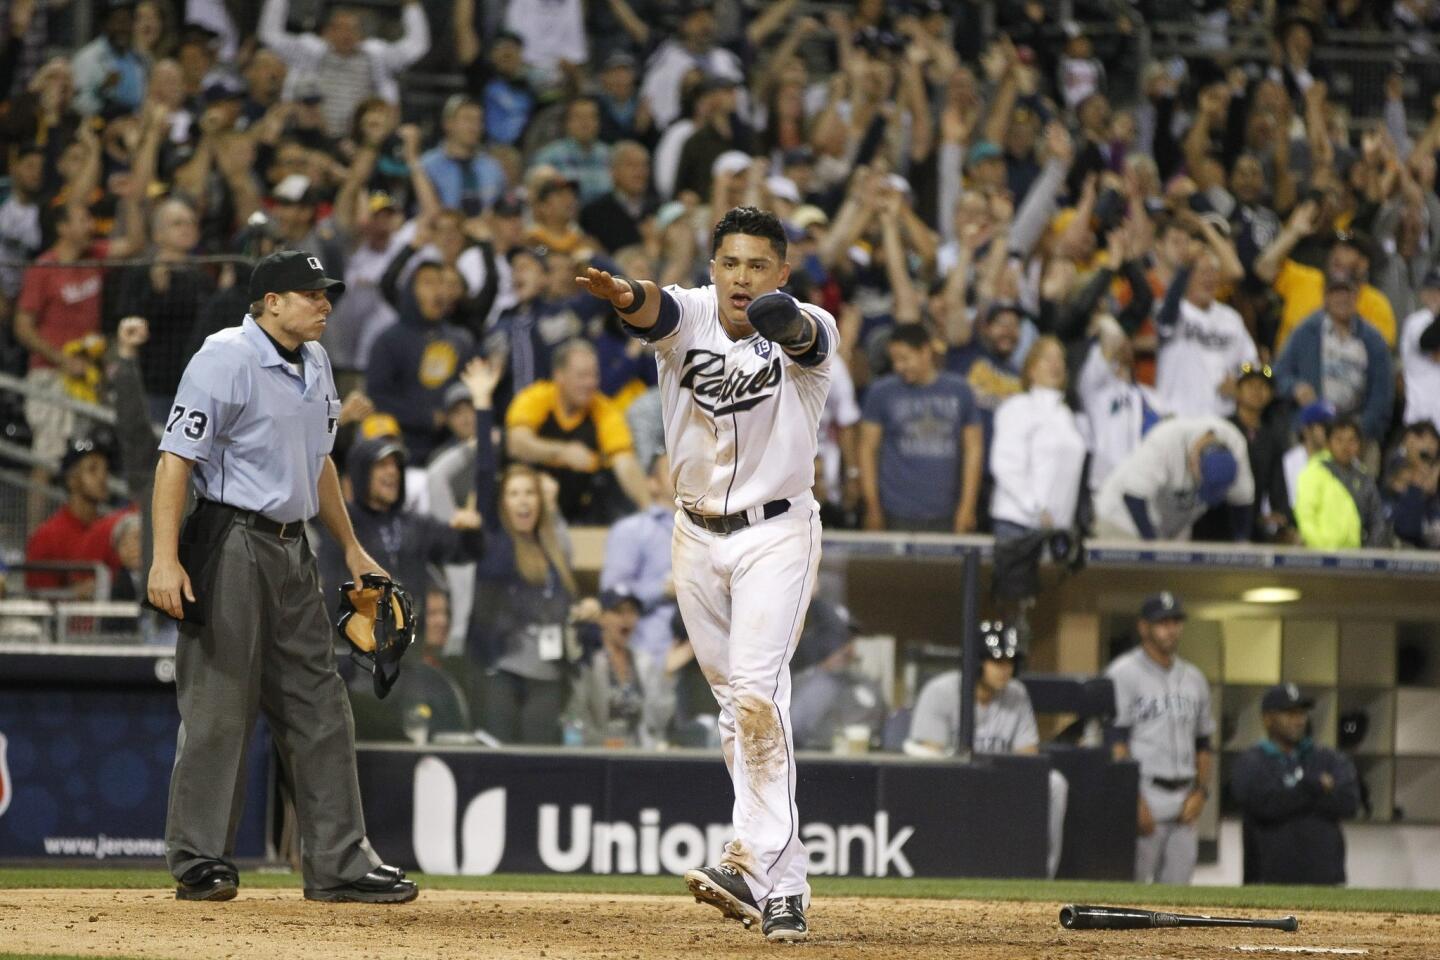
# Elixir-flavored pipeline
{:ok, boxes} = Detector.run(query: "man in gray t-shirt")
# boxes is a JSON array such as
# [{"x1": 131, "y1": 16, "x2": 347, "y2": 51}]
[
  {"x1": 1106, "y1": 592, "x2": 1216, "y2": 885},
  {"x1": 860, "y1": 324, "x2": 983, "y2": 533},
  {"x1": 906, "y1": 620, "x2": 1069, "y2": 877}
]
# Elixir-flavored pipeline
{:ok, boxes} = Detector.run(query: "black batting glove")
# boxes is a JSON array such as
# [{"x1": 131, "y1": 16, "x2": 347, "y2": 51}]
[{"x1": 746, "y1": 291, "x2": 810, "y2": 349}]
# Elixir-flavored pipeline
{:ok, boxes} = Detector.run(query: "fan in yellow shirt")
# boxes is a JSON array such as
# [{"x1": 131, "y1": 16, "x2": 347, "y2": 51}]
[
  {"x1": 1254, "y1": 202, "x2": 1396, "y2": 350},
  {"x1": 504, "y1": 339, "x2": 650, "y2": 523}
]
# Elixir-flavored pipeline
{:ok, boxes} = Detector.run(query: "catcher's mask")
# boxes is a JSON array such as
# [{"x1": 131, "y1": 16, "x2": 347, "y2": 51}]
[{"x1": 336, "y1": 573, "x2": 416, "y2": 698}]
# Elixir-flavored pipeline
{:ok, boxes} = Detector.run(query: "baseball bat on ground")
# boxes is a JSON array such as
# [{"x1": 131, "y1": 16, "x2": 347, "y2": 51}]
[{"x1": 1059, "y1": 904, "x2": 1299, "y2": 932}]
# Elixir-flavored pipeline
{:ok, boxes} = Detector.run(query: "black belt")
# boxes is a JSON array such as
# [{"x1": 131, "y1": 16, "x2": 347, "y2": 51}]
[
  {"x1": 1150, "y1": 776, "x2": 1195, "y2": 791},
  {"x1": 197, "y1": 499, "x2": 305, "y2": 541},
  {"x1": 684, "y1": 499, "x2": 790, "y2": 535}
]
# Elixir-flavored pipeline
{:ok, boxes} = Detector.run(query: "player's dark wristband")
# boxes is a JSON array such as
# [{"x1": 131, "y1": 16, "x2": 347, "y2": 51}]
[{"x1": 616, "y1": 277, "x2": 647, "y2": 315}]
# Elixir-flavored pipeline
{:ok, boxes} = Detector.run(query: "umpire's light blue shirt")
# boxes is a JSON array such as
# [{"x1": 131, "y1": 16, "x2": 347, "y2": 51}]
[{"x1": 159, "y1": 316, "x2": 343, "y2": 523}]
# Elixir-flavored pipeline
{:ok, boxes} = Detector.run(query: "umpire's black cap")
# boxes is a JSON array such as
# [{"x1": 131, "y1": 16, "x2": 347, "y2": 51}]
[
  {"x1": 1140, "y1": 591, "x2": 1186, "y2": 622},
  {"x1": 248, "y1": 249, "x2": 345, "y2": 300}
]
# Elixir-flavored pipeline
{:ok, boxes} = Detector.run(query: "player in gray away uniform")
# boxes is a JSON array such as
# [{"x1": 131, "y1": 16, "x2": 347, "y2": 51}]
[
  {"x1": 904, "y1": 621, "x2": 1069, "y2": 877},
  {"x1": 1106, "y1": 592, "x2": 1216, "y2": 884}
]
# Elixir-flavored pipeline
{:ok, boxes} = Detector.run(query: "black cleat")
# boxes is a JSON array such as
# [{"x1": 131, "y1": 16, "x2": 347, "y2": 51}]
[
  {"x1": 684, "y1": 864, "x2": 762, "y2": 929},
  {"x1": 304, "y1": 866, "x2": 418, "y2": 904},
  {"x1": 762, "y1": 895, "x2": 809, "y2": 943},
  {"x1": 175, "y1": 860, "x2": 238, "y2": 902}
]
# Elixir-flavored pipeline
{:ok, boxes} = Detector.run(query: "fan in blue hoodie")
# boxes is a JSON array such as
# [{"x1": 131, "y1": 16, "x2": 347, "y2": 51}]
[
  {"x1": 317, "y1": 435, "x2": 484, "y2": 621},
  {"x1": 364, "y1": 261, "x2": 477, "y2": 462}
]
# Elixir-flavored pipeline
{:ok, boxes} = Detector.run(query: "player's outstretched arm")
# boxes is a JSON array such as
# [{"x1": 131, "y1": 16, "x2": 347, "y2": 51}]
[{"x1": 576, "y1": 267, "x2": 661, "y2": 330}]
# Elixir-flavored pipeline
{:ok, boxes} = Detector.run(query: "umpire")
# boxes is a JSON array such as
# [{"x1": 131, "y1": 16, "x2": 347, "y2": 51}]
[{"x1": 148, "y1": 250, "x2": 417, "y2": 904}]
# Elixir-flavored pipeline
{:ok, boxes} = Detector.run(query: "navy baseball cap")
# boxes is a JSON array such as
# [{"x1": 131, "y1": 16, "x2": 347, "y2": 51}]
[
  {"x1": 600, "y1": 586, "x2": 642, "y2": 613},
  {"x1": 1197, "y1": 444, "x2": 1238, "y2": 506},
  {"x1": 59, "y1": 436, "x2": 108, "y2": 476},
  {"x1": 1262, "y1": 683, "x2": 1314, "y2": 712},
  {"x1": 1299, "y1": 399, "x2": 1337, "y2": 427},
  {"x1": 249, "y1": 250, "x2": 345, "y2": 299},
  {"x1": 1140, "y1": 591, "x2": 1186, "y2": 622}
]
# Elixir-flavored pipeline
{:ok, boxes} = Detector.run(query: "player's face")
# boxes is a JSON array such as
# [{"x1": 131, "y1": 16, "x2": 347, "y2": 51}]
[
  {"x1": 413, "y1": 267, "x2": 451, "y2": 321},
  {"x1": 324, "y1": 11, "x2": 362, "y2": 56},
  {"x1": 1142, "y1": 617, "x2": 1184, "y2": 657},
  {"x1": 445, "y1": 401, "x2": 477, "y2": 442},
  {"x1": 510, "y1": 253, "x2": 546, "y2": 300},
  {"x1": 887, "y1": 341, "x2": 932, "y2": 385},
  {"x1": 1157, "y1": 227, "x2": 1190, "y2": 269},
  {"x1": 1328, "y1": 426, "x2": 1361, "y2": 466},
  {"x1": 271, "y1": 288, "x2": 332, "y2": 343},
  {"x1": 1264, "y1": 707, "x2": 1309, "y2": 747},
  {"x1": 1188, "y1": 253, "x2": 1221, "y2": 306},
  {"x1": 600, "y1": 606, "x2": 636, "y2": 646},
  {"x1": 424, "y1": 590, "x2": 450, "y2": 649},
  {"x1": 368, "y1": 454, "x2": 403, "y2": 508},
  {"x1": 983, "y1": 311, "x2": 1020, "y2": 358},
  {"x1": 980, "y1": 657, "x2": 1014, "y2": 693},
  {"x1": 12, "y1": 153, "x2": 43, "y2": 195},
  {"x1": 710, "y1": 233, "x2": 790, "y2": 337},
  {"x1": 1026, "y1": 339, "x2": 1065, "y2": 390},
  {"x1": 1236, "y1": 376, "x2": 1272, "y2": 412},
  {"x1": 503, "y1": 473, "x2": 541, "y2": 534},
  {"x1": 555, "y1": 351, "x2": 600, "y2": 410},
  {"x1": 68, "y1": 454, "x2": 109, "y2": 503}
]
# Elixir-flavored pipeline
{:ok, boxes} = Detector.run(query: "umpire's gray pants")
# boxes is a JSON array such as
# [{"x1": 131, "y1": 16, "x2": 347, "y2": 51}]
[
  {"x1": 1134, "y1": 782, "x2": 1198, "y2": 885},
  {"x1": 165, "y1": 521, "x2": 381, "y2": 888}
]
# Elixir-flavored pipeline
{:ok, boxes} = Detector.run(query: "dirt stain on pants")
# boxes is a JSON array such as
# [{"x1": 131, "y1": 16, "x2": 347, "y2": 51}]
[{"x1": 736, "y1": 693, "x2": 784, "y2": 793}]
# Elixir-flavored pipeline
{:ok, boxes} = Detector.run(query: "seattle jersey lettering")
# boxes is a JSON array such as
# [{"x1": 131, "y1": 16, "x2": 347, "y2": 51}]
[{"x1": 1125, "y1": 692, "x2": 1206, "y2": 725}]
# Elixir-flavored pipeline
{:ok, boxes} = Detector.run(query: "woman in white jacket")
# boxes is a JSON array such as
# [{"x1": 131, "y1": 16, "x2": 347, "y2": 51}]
[{"x1": 989, "y1": 336, "x2": 1087, "y2": 538}]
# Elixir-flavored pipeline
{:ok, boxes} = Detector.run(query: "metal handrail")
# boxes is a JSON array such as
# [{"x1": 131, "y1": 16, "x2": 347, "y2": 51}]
[
  {"x1": 0, "y1": 371, "x2": 115, "y2": 425},
  {"x1": 0, "y1": 435, "x2": 131, "y2": 499}
]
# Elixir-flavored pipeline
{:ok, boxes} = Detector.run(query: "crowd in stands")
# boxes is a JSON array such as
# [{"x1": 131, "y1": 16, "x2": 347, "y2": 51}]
[{"x1": 3, "y1": 0, "x2": 1440, "y2": 743}]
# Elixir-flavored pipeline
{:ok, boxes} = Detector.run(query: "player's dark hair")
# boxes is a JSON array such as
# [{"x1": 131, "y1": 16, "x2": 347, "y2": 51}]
[
  {"x1": 1402, "y1": 419, "x2": 1439, "y2": 444},
  {"x1": 1326, "y1": 415, "x2": 1362, "y2": 440},
  {"x1": 887, "y1": 323, "x2": 933, "y2": 353},
  {"x1": 712, "y1": 206, "x2": 787, "y2": 261}
]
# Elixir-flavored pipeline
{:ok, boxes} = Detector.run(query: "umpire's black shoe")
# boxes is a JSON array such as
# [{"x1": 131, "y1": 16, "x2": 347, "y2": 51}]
[
  {"x1": 684, "y1": 864, "x2": 761, "y2": 929},
  {"x1": 304, "y1": 866, "x2": 419, "y2": 904},
  {"x1": 175, "y1": 861, "x2": 239, "y2": 902},
  {"x1": 762, "y1": 895, "x2": 809, "y2": 943}
]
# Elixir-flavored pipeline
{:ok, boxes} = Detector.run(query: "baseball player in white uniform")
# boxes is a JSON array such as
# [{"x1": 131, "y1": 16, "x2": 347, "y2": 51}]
[
  {"x1": 577, "y1": 206, "x2": 835, "y2": 943},
  {"x1": 1106, "y1": 591, "x2": 1216, "y2": 884},
  {"x1": 903, "y1": 621, "x2": 1070, "y2": 878}
]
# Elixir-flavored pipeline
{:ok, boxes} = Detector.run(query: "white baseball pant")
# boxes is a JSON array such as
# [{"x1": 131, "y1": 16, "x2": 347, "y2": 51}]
[
  {"x1": 1134, "y1": 781, "x2": 1198, "y2": 884},
  {"x1": 671, "y1": 495, "x2": 821, "y2": 906}
]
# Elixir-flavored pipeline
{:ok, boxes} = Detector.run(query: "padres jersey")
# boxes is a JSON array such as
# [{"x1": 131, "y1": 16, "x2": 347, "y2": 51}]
[
  {"x1": 1106, "y1": 647, "x2": 1215, "y2": 781},
  {"x1": 1156, "y1": 298, "x2": 1258, "y2": 419},
  {"x1": 631, "y1": 284, "x2": 837, "y2": 515},
  {"x1": 908, "y1": 670, "x2": 1039, "y2": 755}
]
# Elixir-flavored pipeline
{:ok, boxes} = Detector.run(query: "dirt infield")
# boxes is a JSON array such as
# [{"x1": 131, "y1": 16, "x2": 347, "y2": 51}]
[{"x1": 2, "y1": 889, "x2": 1434, "y2": 959}]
